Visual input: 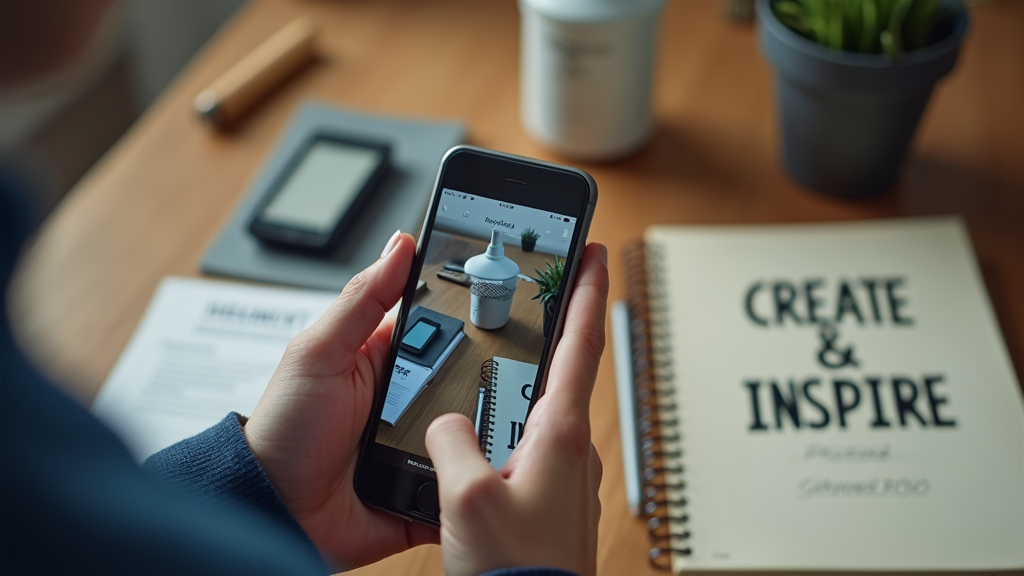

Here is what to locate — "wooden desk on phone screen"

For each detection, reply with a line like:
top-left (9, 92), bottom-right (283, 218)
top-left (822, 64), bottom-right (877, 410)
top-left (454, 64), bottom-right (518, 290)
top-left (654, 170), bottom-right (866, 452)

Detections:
top-left (9, 1), bottom-right (1024, 575)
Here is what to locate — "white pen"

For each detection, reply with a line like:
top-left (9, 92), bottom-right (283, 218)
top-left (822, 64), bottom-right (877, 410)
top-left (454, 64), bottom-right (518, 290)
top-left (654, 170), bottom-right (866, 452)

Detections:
top-left (612, 300), bottom-right (642, 516)
top-left (474, 386), bottom-right (485, 438)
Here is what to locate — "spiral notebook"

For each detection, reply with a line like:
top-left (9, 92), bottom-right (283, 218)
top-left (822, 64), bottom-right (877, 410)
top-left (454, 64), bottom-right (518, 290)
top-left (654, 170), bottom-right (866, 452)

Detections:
top-left (476, 357), bottom-right (538, 470)
top-left (619, 218), bottom-right (1024, 573)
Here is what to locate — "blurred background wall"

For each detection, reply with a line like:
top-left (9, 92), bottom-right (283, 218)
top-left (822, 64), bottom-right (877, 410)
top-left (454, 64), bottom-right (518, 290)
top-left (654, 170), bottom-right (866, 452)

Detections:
top-left (0, 0), bottom-right (246, 221)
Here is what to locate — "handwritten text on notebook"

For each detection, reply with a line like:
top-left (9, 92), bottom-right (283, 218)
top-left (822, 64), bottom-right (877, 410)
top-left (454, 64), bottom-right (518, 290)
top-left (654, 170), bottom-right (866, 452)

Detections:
top-left (741, 276), bottom-right (957, 433)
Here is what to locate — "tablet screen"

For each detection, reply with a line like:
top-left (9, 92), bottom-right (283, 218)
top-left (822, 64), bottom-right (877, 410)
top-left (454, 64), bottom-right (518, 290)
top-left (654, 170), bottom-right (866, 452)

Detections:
top-left (259, 139), bottom-right (384, 233)
top-left (402, 320), bottom-right (438, 351)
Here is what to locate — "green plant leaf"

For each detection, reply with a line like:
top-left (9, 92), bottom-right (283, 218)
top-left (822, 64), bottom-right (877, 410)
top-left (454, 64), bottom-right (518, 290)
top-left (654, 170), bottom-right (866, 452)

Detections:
top-left (886, 0), bottom-right (914, 56)
top-left (859, 0), bottom-right (877, 53)
top-left (829, 0), bottom-right (845, 50)
top-left (770, 0), bottom-right (958, 56)
top-left (529, 256), bottom-right (563, 305)
top-left (905, 0), bottom-right (940, 50)
top-left (774, 1), bottom-right (813, 34)
top-left (808, 0), bottom-right (831, 45)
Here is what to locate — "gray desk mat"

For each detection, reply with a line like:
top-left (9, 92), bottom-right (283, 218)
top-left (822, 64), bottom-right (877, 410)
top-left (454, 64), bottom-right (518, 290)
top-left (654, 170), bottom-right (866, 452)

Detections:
top-left (201, 101), bottom-right (464, 291)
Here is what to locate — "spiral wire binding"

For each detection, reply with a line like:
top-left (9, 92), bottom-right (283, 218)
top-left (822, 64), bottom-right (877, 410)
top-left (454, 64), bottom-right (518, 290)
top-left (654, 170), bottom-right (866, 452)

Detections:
top-left (477, 358), bottom-right (499, 461)
top-left (624, 242), bottom-right (692, 571)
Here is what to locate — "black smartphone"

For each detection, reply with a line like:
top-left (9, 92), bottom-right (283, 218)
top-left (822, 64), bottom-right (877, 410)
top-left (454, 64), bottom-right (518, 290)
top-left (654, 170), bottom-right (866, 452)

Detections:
top-left (355, 145), bottom-right (597, 526)
top-left (400, 317), bottom-right (441, 354)
top-left (249, 133), bottom-right (390, 253)
top-left (436, 267), bottom-right (471, 286)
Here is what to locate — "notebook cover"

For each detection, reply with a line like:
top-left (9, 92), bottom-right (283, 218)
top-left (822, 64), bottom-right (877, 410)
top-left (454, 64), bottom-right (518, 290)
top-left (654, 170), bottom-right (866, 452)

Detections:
top-left (640, 217), bottom-right (1024, 572)
top-left (486, 356), bottom-right (537, 470)
top-left (201, 100), bottom-right (465, 290)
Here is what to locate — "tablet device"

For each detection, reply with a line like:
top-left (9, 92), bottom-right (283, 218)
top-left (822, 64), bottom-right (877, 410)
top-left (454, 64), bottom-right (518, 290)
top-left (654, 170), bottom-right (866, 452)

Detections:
top-left (400, 317), bottom-right (441, 354)
top-left (249, 133), bottom-right (390, 253)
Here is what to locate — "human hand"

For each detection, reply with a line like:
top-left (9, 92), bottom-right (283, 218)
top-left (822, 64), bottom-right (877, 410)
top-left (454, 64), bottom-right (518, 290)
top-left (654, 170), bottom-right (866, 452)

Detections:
top-left (425, 242), bottom-right (609, 576)
top-left (242, 230), bottom-right (437, 570)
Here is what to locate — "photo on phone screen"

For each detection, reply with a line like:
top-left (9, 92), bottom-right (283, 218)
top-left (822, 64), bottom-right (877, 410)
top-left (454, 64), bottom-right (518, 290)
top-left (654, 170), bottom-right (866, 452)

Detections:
top-left (374, 189), bottom-right (580, 469)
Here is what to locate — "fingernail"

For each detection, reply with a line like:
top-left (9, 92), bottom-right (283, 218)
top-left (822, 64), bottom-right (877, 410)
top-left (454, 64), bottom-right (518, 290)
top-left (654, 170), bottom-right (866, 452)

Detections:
top-left (599, 244), bottom-right (608, 267)
top-left (381, 230), bottom-right (401, 258)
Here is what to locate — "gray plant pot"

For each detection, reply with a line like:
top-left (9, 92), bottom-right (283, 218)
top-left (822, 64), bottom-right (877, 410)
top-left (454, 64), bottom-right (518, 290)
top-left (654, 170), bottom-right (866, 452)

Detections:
top-left (756, 0), bottom-right (969, 197)
top-left (542, 298), bottom-right (556, 338)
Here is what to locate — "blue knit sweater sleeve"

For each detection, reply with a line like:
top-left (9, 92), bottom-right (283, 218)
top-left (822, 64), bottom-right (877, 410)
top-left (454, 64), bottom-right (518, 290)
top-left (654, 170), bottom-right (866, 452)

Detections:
top-left (142, 413), bottom-right (316, 554)
top-left (142, 414), bottom-right (579, 576)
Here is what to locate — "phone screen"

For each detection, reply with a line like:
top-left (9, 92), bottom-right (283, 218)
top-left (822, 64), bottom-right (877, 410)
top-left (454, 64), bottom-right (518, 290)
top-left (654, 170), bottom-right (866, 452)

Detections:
top-left (258, 139), bottom-right (384, 233)
top-left (372, 188), bottom-right (580, 472)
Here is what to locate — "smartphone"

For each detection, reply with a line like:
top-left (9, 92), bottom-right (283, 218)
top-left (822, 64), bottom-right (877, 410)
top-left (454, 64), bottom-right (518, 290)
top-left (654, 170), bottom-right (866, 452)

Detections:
top-left (436, 267), bottom-right (471, 286)
top-left (249, 133), bottom-right (390, 253)
top-left (400, 317), bottom-right (441, 354)
top-left (355, 145), bottom-right (597, 526)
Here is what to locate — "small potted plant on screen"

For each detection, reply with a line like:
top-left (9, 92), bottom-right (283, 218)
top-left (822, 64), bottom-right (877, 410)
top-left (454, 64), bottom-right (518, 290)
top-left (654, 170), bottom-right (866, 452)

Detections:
top-left (531, 256), bottom-right (563, 337)
top-left (520, 227), bottom-right (540, 252)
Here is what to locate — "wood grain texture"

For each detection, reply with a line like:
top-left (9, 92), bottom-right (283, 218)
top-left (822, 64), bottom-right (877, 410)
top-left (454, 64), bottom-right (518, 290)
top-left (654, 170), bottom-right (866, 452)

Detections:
top-left (7, 1), bottom-right (1023, 575)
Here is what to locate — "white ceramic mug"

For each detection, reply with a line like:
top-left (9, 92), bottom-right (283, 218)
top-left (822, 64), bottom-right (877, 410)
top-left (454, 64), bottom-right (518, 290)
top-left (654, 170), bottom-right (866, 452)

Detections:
top-left (519, 0), bottom-right (665, 161)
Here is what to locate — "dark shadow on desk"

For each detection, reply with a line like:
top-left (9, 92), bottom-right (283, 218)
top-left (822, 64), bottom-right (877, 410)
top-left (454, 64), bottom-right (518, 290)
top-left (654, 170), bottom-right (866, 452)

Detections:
top-left (902, 155), bottom-right (1024, 389)
top-left (604, 122), bottom-right (748, 193)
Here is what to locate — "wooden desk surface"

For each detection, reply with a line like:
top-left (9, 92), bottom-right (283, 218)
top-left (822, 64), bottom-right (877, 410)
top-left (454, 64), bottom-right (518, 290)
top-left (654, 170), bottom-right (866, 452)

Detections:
top-left (9, 1), bottom-right (1023, 575)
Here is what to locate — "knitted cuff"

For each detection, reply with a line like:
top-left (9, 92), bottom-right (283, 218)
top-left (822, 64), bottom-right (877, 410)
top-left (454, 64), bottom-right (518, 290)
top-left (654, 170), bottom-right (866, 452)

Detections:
top-left (143, 413), bottom-right (318, 559)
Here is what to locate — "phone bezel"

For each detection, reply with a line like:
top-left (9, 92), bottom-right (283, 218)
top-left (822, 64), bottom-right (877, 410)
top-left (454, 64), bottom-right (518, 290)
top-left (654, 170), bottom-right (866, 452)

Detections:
top-left (355, 146), bottom-right (598, 526)
top-left (248, 133), bottom-right (391, 253)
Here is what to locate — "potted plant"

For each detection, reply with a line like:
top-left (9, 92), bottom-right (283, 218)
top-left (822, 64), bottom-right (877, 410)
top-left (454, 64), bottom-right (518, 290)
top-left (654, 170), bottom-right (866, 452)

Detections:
top-left (757, 0), bottom-right (969, 197)
top-left (530, 256), bottom-right (563, 337)
top-left (520, 227), bottom-right (540, 252)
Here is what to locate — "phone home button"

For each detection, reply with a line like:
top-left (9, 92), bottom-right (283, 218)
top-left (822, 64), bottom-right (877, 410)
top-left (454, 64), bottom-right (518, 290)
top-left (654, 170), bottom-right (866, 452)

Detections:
top-left (416, 482), bottom-right (439, 515)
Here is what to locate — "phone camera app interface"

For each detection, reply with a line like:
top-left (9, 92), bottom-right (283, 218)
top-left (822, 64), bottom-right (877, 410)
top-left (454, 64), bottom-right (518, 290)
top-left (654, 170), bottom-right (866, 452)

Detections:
top-left (375, 189), bottom-right (578, 472)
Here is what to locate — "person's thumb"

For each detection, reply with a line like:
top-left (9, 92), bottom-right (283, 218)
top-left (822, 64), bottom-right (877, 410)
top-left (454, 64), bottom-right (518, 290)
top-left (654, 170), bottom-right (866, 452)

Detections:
top-left (426, 413), bottom-right (496, 501)
top-left (296, 230), bottom-right (415, 358)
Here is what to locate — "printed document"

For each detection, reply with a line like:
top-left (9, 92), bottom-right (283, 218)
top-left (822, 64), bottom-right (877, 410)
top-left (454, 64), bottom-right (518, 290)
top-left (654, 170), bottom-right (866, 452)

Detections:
top-left (92, 277), bottom-right (337, 461)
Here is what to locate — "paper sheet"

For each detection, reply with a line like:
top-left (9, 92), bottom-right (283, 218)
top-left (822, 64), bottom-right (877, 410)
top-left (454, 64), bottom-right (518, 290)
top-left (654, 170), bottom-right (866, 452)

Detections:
top-left (92, 277), bottom-right (338, 461)
top-left (381, 331), bottom-right (465, 425)
top-left (381, 357), bottom-right (435, 425)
